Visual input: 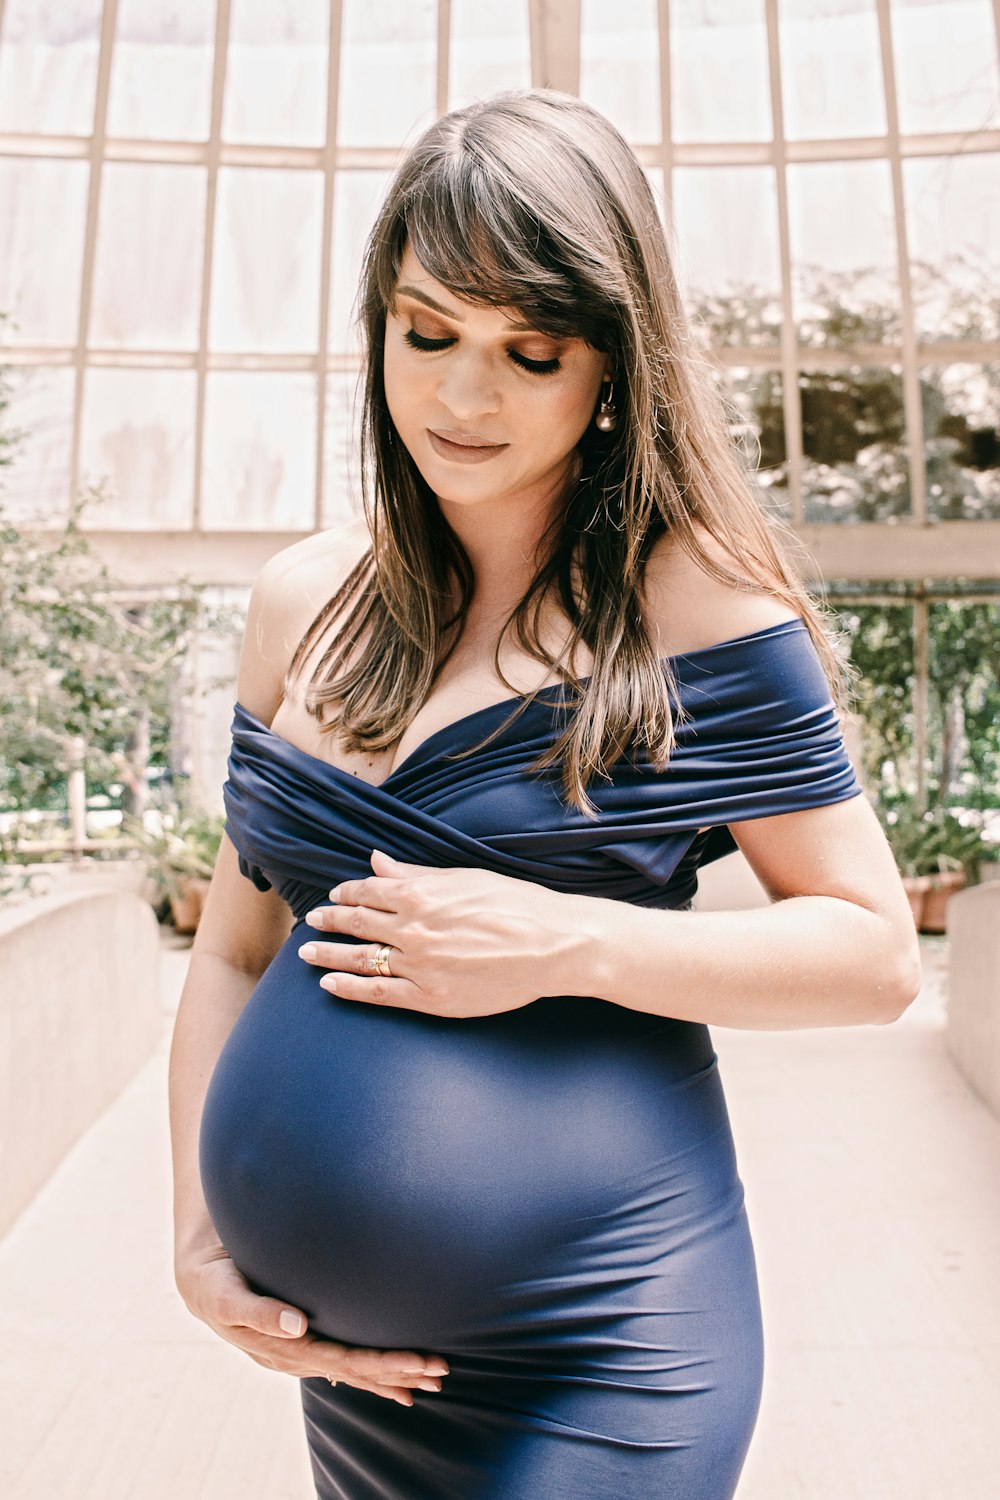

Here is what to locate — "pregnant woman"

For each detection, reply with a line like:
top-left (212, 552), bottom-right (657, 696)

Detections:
top-left (170, 90), bottom-right (920, 1499)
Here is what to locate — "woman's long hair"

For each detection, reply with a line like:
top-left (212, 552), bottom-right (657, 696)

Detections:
top-left (288, 88), bottom-right (853, 815)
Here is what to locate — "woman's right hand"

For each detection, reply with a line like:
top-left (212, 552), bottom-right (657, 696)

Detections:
top-left (176, 1245), bottom-right (449, 1405)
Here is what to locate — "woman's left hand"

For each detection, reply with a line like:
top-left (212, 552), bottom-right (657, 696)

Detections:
top-left (297, 850), bottom-right (588, 1018)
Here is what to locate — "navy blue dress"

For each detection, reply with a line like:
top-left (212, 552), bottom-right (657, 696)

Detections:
top-left (201, 618), bottom-right (863, 1499)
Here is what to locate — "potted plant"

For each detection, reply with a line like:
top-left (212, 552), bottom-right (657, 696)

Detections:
top-left (126, 806), bottom-right (226, 933)
top-left (880, 802), bottom-right (995, 933)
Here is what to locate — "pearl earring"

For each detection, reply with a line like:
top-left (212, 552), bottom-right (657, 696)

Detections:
top-left (594, 378), bottom-right (618, 432)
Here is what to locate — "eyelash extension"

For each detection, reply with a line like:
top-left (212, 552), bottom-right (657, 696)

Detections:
top-left (509, 350), bottom-right (561, 376)
top-left (403, 327), bottom-right (561, 376)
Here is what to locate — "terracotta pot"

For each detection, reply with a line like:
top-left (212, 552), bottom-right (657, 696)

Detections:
top-left (169, 875), bottom-right (211, 934)
top-left (919, 870), bottom-right (966, 934)
top-left (901, 875), bottom-right (930, 929)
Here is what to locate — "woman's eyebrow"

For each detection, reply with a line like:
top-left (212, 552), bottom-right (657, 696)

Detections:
top-left (394, 284), bottom-right (534, 332)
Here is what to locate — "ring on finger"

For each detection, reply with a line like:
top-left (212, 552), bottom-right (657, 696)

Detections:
top-left (372, 943), bottom-right (394, 978)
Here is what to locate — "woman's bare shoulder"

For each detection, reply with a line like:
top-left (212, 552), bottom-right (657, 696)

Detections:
top-left (644, 524), bottom-right (800, 658)
top-left (238, 521), bottom-right (370, 722)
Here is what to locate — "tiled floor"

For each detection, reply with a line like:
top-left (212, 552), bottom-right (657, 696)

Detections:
top-left (1, 936), bottom-right (997, 1498)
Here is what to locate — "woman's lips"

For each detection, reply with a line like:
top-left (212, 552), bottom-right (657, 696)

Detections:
top-left (427, 429), bottom-right (508, 464)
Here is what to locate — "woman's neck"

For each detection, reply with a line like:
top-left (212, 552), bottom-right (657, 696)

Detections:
top-left (436, 462), bottom-right (576, 610)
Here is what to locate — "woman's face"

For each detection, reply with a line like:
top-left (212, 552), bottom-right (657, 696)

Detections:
top-left (383, 241), bottom-right (610, 517)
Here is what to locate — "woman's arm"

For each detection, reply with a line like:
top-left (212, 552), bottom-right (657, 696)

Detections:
top-left (569, 791), bottom-right (922, 1028)
top-left (168, 835), bottom-right (292, 1277)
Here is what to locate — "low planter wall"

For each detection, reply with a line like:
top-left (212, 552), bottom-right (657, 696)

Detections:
top-left (947, 882), bottom-right (1000, 1120)
top-left (0, 888), bottom-right (162, 1237)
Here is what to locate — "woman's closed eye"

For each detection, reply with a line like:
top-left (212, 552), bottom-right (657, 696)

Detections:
top-left (402, 327), bottom-right (562, 376)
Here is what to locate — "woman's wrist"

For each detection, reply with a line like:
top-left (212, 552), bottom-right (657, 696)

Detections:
top-left (173, 1210), bottom-right (227, 1274)
top-left (549, 890), bottom-right (629, 1000)
top-left (556, 892), bottom-right (671, 1006)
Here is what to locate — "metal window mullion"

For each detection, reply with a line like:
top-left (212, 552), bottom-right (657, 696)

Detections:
top-left (67, 0), bottom-right (119, 518)
top-left (437, 0), bottom-right (452, 116)
top-left (875, 0), bottom-right (927, 527)
top-left (4, 128), bottom-right (1000, 174)
top-left (656, 0), bottom-right (673, 207)
top-left (191, 0), bottom-right (232, 532)
top-left (528, 0), bottom-right (580, 95)
top-left (17, 335), bottom-right (1000, 375)
top-left (913, 594), bottom-right (929, 809)
top-left (315, 0), bottom-right (345, 532)
top-left (823, 593), bottom-right (1000, 607)
top-left (185, 0), bottom-right (232, 798)
top-left (763, 0), bottom-right (803, 525)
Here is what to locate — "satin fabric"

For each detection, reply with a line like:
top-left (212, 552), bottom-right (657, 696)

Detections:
top-left (200, 618), bottom-right (862, 1499)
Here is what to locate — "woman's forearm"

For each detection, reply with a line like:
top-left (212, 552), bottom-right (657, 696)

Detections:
top-left (168, 951), bottom-right (259, 1264)
top-left (561, 893), bottom-right (918, 1029)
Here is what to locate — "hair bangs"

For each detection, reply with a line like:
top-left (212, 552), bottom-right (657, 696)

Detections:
top-left (391, 151), bottom-right (619, 353)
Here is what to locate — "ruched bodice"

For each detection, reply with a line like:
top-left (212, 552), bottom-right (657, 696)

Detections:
top-left (223, 617), bottom-right (861, 921)
top-left (202, 616), bottom-right (863, 1500)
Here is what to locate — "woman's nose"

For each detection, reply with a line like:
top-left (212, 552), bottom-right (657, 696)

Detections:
top-left (436, 353), bottom-right (501, 421)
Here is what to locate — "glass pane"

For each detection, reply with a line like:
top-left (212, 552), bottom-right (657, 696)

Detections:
top-left (201, 371), bottom-right (316, 529)
top-left (338, 0), bottom-right (437, 147)
top-left (0, 0), bottom-right (102, 135)
top-left (580, 0), bottom-right (661, 142)
top-left (107, 0), bottom-right (216, 142)
top-left (0, 364), bottom-right (75, 523)
top-left (926, 600), bottom-right (1000, 812)
top-left (0, 158), bottom-right (90, 346)
top-left (79, 368), bottom-right (197, 529)
top-left (831, 601), bottom-right (915, 802)
top-left (210, 167), bottom-right (324, 353)
top-left (321, 369), bottom-right (363, 530)
top-left (449, 0), bottom-right (531, 110)
top-left (779, 0), bottom-right (886, 139)
top-left (329, 170), bottom-right (391, 354)
top-left (670, 0), bottom-right (772, 143)
top-left (891, 0), bottom-right (1000, 135)
top-left (645, 168), bottom-right (667, 231)
top-left (787, 160), bottom-right (900, 341)
top-left (222, 0), bottom-right (330, 147)
top-left (904, 154), bottom-right (1000, 345)
top-left (922, 363), bottom-right (1000, 521)
top-left (672, 167), bottom-right (782, 347)
top-left (91, 164), bottom-right (206, 350)
top-left (726, 367), bottom-right (788, 512)
top-left (799, 364), bottom-right (910, 522)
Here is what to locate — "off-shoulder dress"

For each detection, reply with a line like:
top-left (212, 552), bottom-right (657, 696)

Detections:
top-left (200, 617), bottom-right (863, 1500)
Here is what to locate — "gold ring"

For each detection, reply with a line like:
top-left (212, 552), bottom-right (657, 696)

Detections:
top-left (373, 943), bottom-right (394, 978)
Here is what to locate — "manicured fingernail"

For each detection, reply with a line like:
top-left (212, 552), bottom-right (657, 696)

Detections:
top-left (298, 943), bottom-right (317, 961)
top-left (279, 1310), bottom-right (305, 1335)
top-left (305, 910), bottom-right (324, 925)
top-left (320, 977), bottom-right (337, 994)
top-left (328, 886), bottom-right (341, 901)
top-left (424, 1362), bottom-right (449, 1376)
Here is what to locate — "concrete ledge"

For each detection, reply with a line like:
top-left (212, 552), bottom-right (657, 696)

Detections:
top-left (0, 888), bottom-right (162, 1237)
top-left (946, 882), bottom-right (1000, 1118)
